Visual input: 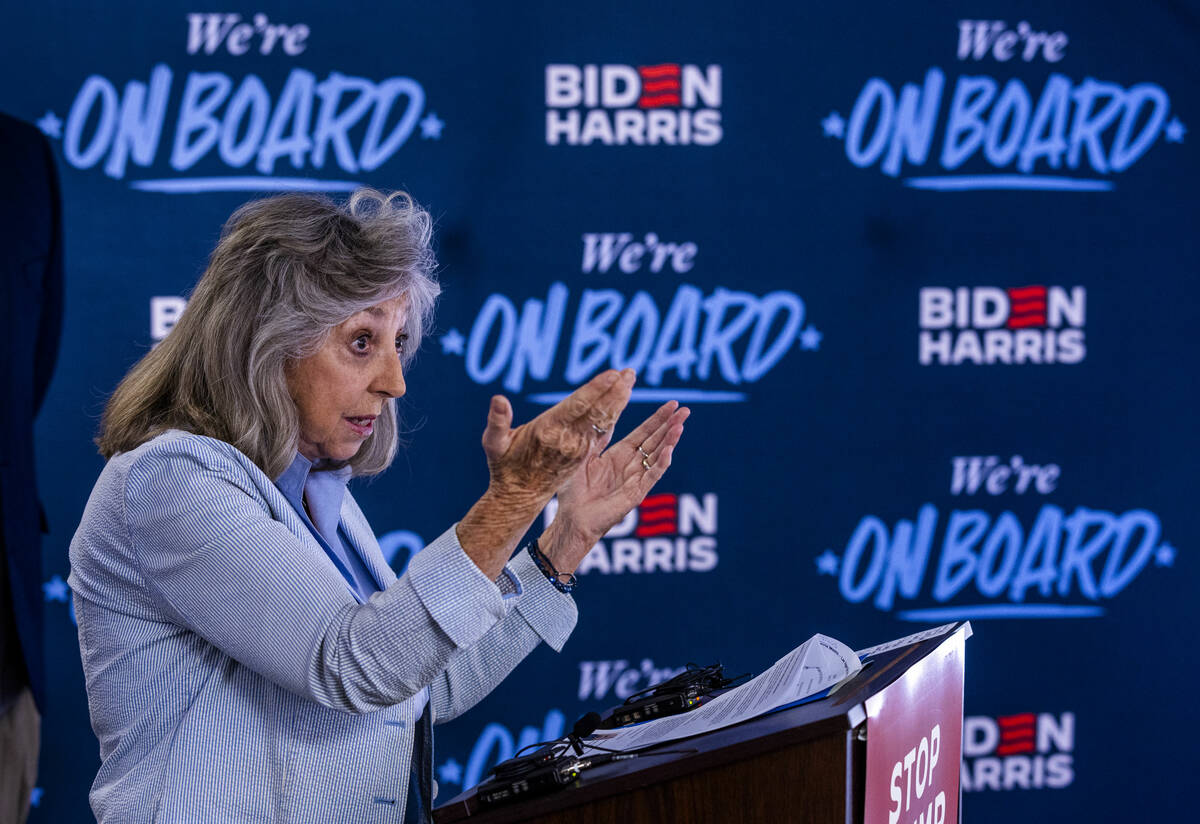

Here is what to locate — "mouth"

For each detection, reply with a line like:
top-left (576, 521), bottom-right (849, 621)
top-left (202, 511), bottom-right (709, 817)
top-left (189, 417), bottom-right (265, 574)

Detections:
top-left (344, 415), bottom-right (376, 437)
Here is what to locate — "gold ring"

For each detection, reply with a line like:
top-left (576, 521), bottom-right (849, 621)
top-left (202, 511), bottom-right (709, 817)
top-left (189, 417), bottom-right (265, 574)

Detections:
top-left (637, 445), bottom-right (650, 458)
top-left (591, 424), bottom-right (607, 435)
top-left (641, 457), bottom-right (652, 471)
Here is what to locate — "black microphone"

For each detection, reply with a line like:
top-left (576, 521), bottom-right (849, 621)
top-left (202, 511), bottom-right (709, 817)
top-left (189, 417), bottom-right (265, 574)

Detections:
top-left (568, 711), bottom-right (603, 755)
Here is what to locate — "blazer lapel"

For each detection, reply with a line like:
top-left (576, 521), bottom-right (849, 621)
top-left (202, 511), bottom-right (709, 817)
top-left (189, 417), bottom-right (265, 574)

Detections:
top-left (199, 436), bottom-right (366, 602)
top-left (261, 480), bottom-right (366, 602)
top-left (340, 493), bottom-right (398, 590)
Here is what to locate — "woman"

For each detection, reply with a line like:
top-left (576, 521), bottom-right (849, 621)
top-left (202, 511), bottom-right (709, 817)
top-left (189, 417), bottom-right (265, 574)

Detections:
top-left (68, 189), bottom-right (688, 823)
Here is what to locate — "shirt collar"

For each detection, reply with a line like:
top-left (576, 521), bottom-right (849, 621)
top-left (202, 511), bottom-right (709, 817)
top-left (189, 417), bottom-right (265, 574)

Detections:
top-left (275, 452), bottom-right (353, 505)
top-left (275, 452), bottom-right (313, 503)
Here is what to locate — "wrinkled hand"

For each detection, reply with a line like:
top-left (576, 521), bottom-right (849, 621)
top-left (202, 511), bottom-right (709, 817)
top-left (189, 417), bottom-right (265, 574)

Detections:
top-left (480, 368), bottom-right (636, 508)
top-left (456, 369), bottom-right (637, 578)
top-left (543, 399), bottom-right (690, 574)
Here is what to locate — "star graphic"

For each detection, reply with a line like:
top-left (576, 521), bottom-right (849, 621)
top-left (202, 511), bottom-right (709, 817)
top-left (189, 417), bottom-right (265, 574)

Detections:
top-left (799, 325), bottom-right (823, 351)
top-left (30, 788), bottom-right (43, 807)
top-left (815, 550), bottom-right (839, 576)
top-left (36, 111), bottom-right (62, 139)
top-left (420, 112), bottom-right (445, 140)
top-left (1155, 543), bottom-right (1176, 567)
top-left (440, 328), bottom-right (465, 355)
top-left (821, 112), bottom-right (845, 139)
top-left (42, 574), bottom-right (69, 603)
top-left (1164, 117), bottom-right (1186, 144)
top-left (438, 757), bottom-right (463, 785)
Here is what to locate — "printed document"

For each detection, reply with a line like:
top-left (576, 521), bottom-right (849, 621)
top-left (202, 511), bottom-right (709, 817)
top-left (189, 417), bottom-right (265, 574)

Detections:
top-left (584, 634), bottom-right (861, 754)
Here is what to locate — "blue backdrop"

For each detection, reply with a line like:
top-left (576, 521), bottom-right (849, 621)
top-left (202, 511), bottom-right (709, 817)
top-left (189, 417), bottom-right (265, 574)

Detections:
top-left (2, 1), bottom-right (1195, 820)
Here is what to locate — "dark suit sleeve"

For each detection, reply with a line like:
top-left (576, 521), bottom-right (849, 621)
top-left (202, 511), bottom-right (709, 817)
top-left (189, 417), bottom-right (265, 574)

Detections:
top-left (0, 112), bottom-right (63, 710)
top-left (32, 128), bottom-right (63, 414)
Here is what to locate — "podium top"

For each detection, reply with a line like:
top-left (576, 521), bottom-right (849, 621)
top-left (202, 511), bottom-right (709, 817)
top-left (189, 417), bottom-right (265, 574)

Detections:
top-left (434, 621), bottom-right (971, 823)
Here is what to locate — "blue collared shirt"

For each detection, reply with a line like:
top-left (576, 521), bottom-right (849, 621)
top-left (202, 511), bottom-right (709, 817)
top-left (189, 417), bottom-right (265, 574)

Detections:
top-left (274, 453), bottom-right (381, 602)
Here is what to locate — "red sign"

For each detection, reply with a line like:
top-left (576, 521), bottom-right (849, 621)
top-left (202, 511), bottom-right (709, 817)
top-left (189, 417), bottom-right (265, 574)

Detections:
top-left (864, 630), bottom-right (966, 824)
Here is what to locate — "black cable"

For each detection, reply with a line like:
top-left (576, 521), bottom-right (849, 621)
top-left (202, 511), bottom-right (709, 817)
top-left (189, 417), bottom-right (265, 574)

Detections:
top-left (503, 709), bottom-right (702, 778)
top-left (621, 662), bottom-right (749, 705)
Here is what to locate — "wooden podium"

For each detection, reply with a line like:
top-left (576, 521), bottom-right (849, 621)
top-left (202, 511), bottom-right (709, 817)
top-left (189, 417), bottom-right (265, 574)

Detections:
top-left (435, 622), bottom-right (970, 824)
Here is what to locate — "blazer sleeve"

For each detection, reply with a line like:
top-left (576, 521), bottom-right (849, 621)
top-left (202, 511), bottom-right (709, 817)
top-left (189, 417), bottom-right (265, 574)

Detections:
top-left (33, 127), bottom-right (64, 413)
top-left (429, 549), bottom-right (578, 725)
top-left (122, 435), bottom-right (514, 714)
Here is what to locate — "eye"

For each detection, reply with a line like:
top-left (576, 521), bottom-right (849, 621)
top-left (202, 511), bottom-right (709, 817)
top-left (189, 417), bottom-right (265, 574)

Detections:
top-left (396, 333), bottom-right (409, 355)
top-left (352, 333), bottom-right (370, 353)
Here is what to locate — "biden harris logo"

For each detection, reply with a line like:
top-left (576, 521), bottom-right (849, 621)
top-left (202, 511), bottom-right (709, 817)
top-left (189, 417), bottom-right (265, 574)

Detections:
top-left (962, 711), bottom-right (1075, 792)
top-left (545, 63), bottom-right (722, 146)
top-left (818, 20), bottom-right (1186, 191)
top-left (813, 455), bottom-right (1177, 622)
top-left (543, 492), bottom-right (719, 575)
top-left (918, 285), bottom-right (1085, 366)
top-left (35, 13), bottom-right (445, 194)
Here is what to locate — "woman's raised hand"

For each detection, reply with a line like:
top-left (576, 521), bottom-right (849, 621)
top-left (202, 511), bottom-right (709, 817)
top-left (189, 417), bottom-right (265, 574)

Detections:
top-left (540, 399), bottom-right (689, 575)
top-left (456, 369), bottom-right (638, 578)
top-left (481, 368), bottom-right (637, 505)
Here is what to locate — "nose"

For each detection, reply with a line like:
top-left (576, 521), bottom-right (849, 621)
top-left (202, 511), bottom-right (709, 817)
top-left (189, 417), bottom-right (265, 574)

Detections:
top-left (372, 353), bottom-right (406, 399)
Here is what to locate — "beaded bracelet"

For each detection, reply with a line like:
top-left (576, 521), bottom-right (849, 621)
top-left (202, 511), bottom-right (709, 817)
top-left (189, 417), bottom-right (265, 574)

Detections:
top-left (528, 539), bottom-right (578, 594)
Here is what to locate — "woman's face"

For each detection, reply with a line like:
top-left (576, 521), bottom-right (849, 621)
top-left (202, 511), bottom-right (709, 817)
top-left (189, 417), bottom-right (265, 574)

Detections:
top-left (286, 295), bottom-right (409, 463)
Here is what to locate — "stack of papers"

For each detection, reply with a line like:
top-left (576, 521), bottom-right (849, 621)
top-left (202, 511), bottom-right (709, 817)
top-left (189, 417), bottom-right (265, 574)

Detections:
top-left (584, 634), bottom-right (861, 754)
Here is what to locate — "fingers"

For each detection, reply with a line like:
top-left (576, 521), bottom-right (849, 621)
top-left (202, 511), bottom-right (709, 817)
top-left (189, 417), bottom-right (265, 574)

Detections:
top-left (642, 442), bottom-right (676, 487)
top-left (593, 423), bottom-right (616, 453)
top-left (481, 395), bottom-right (514, 459)
top-left (618, 400), bottom-right (680, 452)
top-left (557, 368), bottom-right (634, 430)
top-left (636, 405), bottom-right (691, 458)
top-left (633, 406), bottom-right (686, 494)
top-left (590, 368), bottom-right (635, 432)
top-left (640, 414), bottom-right (684, 484)
top-left (624, 436), bottom-right (678, 504)
top-left (558, 369), bottom-right (622, 423)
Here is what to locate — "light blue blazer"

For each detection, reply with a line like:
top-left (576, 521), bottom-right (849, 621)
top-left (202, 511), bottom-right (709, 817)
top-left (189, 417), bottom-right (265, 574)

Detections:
top-left (68, 430), bottom-right (577, 823)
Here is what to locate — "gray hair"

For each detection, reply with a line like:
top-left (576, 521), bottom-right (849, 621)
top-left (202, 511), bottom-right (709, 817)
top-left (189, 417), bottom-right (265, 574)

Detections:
top-left (98, 188), bottom-right (440, 479)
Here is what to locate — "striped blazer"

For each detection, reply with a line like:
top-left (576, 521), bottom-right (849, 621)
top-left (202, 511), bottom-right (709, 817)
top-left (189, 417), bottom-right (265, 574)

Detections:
top-left (68, 430), bottom-right (577, 823)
